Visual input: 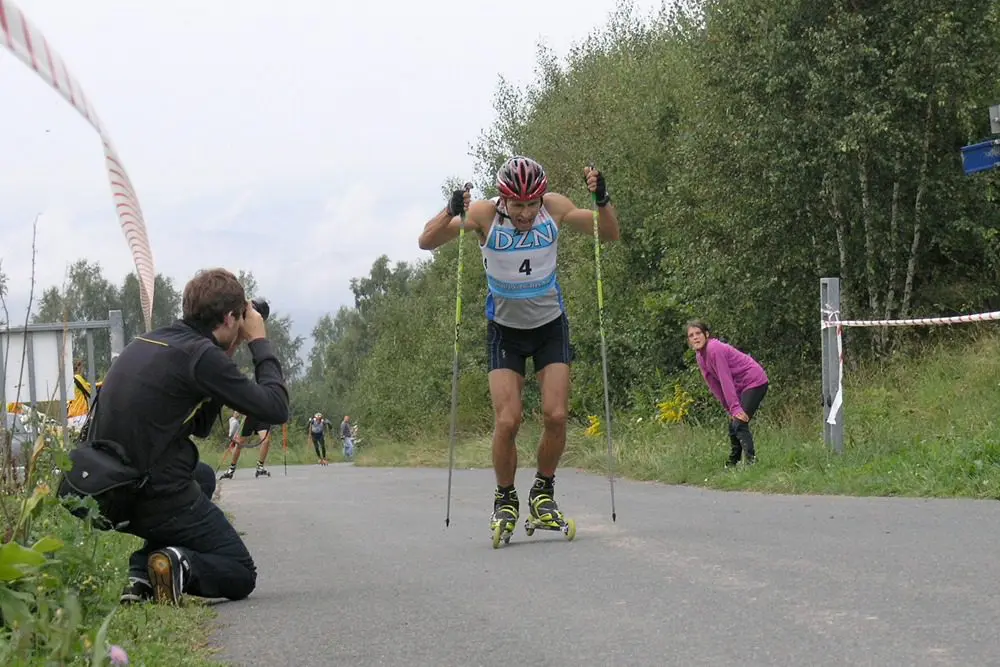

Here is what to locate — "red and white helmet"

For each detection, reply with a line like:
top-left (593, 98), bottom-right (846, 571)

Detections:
top-left (496, 156), bottom-right (548, 201)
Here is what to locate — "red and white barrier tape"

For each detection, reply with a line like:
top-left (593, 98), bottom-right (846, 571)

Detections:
top-left (821, 307), bottom-right (1000, 425)
top-left (0, 0), bottom-right (155, 331)
top-left (822, 310), bottom-right (1000, 329)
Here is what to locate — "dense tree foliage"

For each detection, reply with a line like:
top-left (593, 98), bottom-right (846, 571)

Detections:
top-left (303, 0), bottom-right (1000, 436)
top-left (7, 0), bottom-right (1000, 440)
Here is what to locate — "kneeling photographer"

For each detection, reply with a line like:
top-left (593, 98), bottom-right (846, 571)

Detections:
top-left (62, 268), bottom-right (289, 605)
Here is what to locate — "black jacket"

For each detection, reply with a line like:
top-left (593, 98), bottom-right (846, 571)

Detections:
top-left (88, 319), bottom-right (289, 503)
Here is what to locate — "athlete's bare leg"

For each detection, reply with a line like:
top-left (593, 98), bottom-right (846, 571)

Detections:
top-left (229, 436), bottom-right (245, 465)
top-left (256, 430), bottom-right (271, 464)
top-left (536, 362), bottom-right (570, 477)
top-left (489, 368), bottom-right (524, 487)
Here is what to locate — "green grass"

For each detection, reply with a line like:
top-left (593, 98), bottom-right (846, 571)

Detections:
top-left (0, 487), bottom-right (227, 666)
top-left (354, 332), bottom-right (1000, 499)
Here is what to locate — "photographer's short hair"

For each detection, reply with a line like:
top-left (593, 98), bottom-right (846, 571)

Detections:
top-left (183, 268), bottom-right (246, 330)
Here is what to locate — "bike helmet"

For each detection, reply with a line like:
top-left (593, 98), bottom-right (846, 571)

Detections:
top-left (496, 156), bottom-right (548, 201)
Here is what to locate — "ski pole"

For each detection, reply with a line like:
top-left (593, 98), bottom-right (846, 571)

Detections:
top-left (446, 181), bottom-right (474, 528)
top-left (590, 163), bottom-right (617, 522)
top-left (282, 422), bottom-right (288, 476)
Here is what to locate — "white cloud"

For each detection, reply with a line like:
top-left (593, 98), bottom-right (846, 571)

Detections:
top-left (0, 0), bottom-right (666, 358)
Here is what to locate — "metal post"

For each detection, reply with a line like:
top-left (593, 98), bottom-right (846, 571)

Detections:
top-left (990, 104), bottom-right (1000, 135)
top-left (820, 278), bottom-right (844, 453)
top-left (108, 310), bottom-right (124, 362)
top-left (86, 329), bottom-right (96, 385)
top-left (0, 332), bottom-right (6, 412)
top-left (26, 334), bottom-right (37, 407)
top-left (57, 330), bottom-right (68, 449)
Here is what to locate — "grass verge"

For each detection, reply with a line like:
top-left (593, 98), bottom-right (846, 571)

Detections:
top-left (1, 460), bottom-right (226, 665)
top-left (354, 333), bottom-right (1000, 499)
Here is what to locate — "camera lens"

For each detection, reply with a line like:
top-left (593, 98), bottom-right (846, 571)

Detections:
top-left (251, 298), bottom-right (270, 321)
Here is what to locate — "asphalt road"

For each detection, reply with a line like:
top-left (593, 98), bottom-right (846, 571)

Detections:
top-left (207, 464), bottom-right (1000, 667)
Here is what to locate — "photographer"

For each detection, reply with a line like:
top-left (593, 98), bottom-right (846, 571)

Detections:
top-left (87, 268), bottom-right (289, 605)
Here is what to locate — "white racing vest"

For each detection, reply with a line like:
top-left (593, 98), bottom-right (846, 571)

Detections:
top-left (479, 197), bottom-right (565, 329)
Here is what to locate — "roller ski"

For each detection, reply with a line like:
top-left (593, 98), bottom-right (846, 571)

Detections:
top-left (524, 475), bottom-right (576, 542)
top-left (490, 487), bottom-right (519, 549)
top-left (218, 464), bottom-right (236, 481)
top-left (255, 465), bottom-right (271, 478)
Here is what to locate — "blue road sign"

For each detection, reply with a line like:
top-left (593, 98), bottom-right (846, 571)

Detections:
top-left (961, 139), bottom-right (1000, 175)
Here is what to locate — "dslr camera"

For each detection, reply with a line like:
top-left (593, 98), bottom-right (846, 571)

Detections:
top-left (250, 298), bottom-right (270, 322)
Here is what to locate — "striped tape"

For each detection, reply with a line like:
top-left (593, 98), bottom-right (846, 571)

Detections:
top-left (820, 307), bottom-right (1000, 426)
top-left (0, 0), bottom-right (155, 331)
top-left (822, 310), bottom-right (1000, 329)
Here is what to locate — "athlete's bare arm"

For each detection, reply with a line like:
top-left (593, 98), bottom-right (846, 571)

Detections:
top-left (418, 196), bottom-right (495, 250)
top-left (544, 167), bottom-right (620, 242)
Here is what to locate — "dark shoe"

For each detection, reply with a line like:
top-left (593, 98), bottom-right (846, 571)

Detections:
top-left (147, 547), bottom-right (189, 605)
top-left (120, 577), bottom-right (153, 605)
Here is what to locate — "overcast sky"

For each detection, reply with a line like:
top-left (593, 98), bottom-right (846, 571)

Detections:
top-left (0, 0), bottom-right (663, 362)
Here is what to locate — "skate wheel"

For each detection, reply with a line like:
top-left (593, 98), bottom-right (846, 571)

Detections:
top-left (524, 521), bottom-right (535, 537)
top-left (492, 524), bottom-right (503, 549)
top-left (563, 518), bottom-right (576, 541)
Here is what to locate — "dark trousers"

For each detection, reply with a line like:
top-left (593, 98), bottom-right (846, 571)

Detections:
top-left (311, 432), bottom-right (326, 459)
top-left (125, 461), bottom-right (256, 600)
top-left (728, 383), bottom-right (769, 465)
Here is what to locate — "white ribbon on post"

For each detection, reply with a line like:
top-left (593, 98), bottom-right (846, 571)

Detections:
top-left (821, 307), bottom-right (843, 426)
top-left (827, 323), bottom-right (843, 426)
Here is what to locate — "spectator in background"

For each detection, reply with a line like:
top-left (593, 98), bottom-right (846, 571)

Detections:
top-left (686, 319), bottom-right (769, 467)
top-left (340, 415), bottom-right (354, 460)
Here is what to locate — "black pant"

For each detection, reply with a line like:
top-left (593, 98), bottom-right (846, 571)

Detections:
top-left (728, 383), bottom-right (769, 464)
top-left (311, 431), bottom-right (326, 458)
top-left (125, 461), bottom-right (256, 600)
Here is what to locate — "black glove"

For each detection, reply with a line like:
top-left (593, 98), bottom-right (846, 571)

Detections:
top-left (592, 171), bottom-right (610, 207)
top-left (447, 189), bottom-right (466, 217)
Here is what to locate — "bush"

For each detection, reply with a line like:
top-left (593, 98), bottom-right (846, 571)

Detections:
top-left (0, 437), bottom-right (221, 666)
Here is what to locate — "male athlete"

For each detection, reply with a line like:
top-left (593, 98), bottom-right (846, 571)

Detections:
top-left (219, 415), bottom-right (273, 479)
top-left (417, 155), bottom-right (620, 538)
top-left (307, 412), bottom-right (331, 464)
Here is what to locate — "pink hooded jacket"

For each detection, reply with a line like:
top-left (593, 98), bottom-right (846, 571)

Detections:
top-left (696, 338), bottom-right (768, 417)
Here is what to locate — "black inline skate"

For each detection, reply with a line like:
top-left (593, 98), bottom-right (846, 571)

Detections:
top-left (524, 474), bottom-right (576, 542)
top-left (490, 486), bottom-right (519, 549)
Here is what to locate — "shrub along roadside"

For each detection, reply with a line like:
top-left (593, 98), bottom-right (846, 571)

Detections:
top-left (353, 333), bottom-right (1000, 500)
top-left (0, 444), bottom-right (225, 666)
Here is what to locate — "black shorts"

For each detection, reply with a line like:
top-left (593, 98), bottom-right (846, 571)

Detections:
top-left (310, 430), bottom-right (325, 444)
top-left (240, 417), bottom-right (271, 438)
top-left (487, 313), bottom-right (572, 376)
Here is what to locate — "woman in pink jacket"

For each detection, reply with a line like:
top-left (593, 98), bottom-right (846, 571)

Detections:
top-left (686, 320), bottom-right (769, 466)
